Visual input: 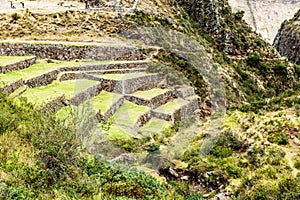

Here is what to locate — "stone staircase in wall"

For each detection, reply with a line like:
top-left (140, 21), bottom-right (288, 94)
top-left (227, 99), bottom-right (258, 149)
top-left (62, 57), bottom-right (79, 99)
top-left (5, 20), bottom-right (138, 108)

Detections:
top-left (0, 42), bottom-right (200, 138)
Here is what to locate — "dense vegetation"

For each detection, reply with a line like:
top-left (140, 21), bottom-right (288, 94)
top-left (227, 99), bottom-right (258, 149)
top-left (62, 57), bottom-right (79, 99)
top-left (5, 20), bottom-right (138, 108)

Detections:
top-left (0, 93), bottom-right (168, 199)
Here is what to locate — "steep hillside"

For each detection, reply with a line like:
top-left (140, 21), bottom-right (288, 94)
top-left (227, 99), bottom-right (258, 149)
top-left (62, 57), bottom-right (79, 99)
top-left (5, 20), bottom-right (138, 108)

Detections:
top-left (274, 9), bottom-right (300, 65)
top-left (0, 0), bottom-right (299, 199)
top-left (176, 0), bottom-right (277, 57)
top-left (0, 92), bottom-right (175, 199)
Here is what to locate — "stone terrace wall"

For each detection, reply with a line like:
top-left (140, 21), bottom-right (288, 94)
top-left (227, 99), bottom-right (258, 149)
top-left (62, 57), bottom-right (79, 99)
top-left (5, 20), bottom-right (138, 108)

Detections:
top-left (0, 56), bottom-right (36, 73)
top-left (0, 43), bottom-right (149, 61)
top-left (125, 90), bottom-right (175, 109)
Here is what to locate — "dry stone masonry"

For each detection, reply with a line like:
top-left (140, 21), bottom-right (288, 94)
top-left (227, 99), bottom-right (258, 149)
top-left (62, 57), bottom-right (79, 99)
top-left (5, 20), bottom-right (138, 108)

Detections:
top-left (0, 41), bottom-right (153, 61)
top-left (0, 56), bottom-right (36, 73)
top-left (0, 42), bottom-right (201, 137)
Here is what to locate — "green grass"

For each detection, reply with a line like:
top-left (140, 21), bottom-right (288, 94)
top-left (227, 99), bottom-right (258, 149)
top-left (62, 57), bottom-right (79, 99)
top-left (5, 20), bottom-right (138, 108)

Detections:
top-left (19, 79), bottom-right (98, 106)
top-left (0, 60), bottom-right (78, 87)
top-left (154, 98), bottom-right (188, 114)
top-left (0, 60), bottom-right (117, 87)
top-left (0, 92), bottom-right (169, 199)
top-left (112, 100), bottom-right (150, 128)
top-left (0, 56), bottom-right (35, 67)
top-left (96, 72), bottom-right (154, 80)
top-left (55, 105), bottom-right (75, 122)
top-left (139, 118), bottom-right (172, 136)
top-left (8, 85), bottom-right (27, 98)
top-left (107, 124), bottom-right (134, 142)
top-left (131, 88), bottom-right (170, 100)
top-left (87, 91), bottom-right (123, 115)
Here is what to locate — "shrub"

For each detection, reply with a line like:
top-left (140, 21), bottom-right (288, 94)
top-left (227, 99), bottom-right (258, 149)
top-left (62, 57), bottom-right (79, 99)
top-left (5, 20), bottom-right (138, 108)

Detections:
top-left (0, 93), bottom-right (167, 199)
top-left (294, 64), bottom-right (300, 79)
top-left (267, 131), bottom-right (289, 145)
top-left (294, 157), bottom-right (300, 169)
top-left (234, 10), bottom-right (245, 20)
top-left (246, 52), bottom-right (260, 67)
top-left (11, 13), bottom-right (21, 21)
top-left (274, 62), bottom-right (288, 76)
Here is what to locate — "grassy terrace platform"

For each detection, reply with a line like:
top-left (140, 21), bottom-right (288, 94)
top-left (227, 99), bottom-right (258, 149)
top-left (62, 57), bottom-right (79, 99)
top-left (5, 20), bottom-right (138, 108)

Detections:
top-left (107, 124), bottom-right (137, 141)
top-left (0, 56), bottom-right (35, 67)
top-left (0, 60), bottom-right (108, 87)
top-left (55, 105), bottom-right (76, 123)
top-left (95, 72), bottom-right (155, 80)
top-left (138, 118), bottom-right (171, 137)
top-left (19, 79), bottom-right (98, 106)
top-left (131, 88), bottom-right (170, 100)
top-left (112, 101), bottom-right (150, 128)
top-left (154, 98), bottom-right (189, 114)
top-left (85, 68), bottom-right (147, 75)
top-left (83, 91), bottom-right (123, 115)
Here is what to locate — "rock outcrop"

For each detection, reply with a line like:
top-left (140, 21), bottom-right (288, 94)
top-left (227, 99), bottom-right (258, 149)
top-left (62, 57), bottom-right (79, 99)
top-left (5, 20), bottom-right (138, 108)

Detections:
top-left (274, 9), bottom-right (300, 65)
top-left (177, 0), bottom-right (275, 57)
top-left (228, 0), bottom-right (300, 43)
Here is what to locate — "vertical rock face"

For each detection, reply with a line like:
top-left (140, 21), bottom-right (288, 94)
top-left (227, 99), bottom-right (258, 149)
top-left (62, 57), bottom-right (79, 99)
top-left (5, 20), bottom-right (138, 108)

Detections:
top-left (274, 10), bottom-right (300, 65)
top-left (228, 0), bottom-right (300, 43)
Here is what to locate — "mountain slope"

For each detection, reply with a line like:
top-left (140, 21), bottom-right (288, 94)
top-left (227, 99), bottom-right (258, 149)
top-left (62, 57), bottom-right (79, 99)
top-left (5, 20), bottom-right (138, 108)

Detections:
top-left (0, 0), bottom-right (299, 199)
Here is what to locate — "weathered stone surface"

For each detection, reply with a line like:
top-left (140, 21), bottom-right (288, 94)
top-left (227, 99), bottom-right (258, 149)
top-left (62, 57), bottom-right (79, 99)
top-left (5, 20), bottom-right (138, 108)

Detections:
top-left (41, 83), bottom-right (102, 113)
top-left (41, 95), bottom-right (66, 114)
top-left (71, 83), bottom-right (102, 106)
top-left (90, 73), bottom-right (164, 94)
top-left (151, 96), bottom-right (199, 124)
top-left (134, 111), bottom-right (152, 131)
top-left (174, 86), bottom-right (195, 99)
top-left (125, 90), bottom-right (175, 109)
top-left (0, 56), bottom-right (36, 74)
top-left (116, 74), bottom-right (161, 94)
top-left (229, 0), bottom-right (300, 43)
top-left (67, 61), bottom-right (149, 71)
top-left (59, 72), bottom-right (96, 81)
top-left (26, 70), bottom-right (60, 88)
top-left (178, 96), bottom-right (199, 121)
top-left (110, 153), bottom-right (137, 164)
top-left (100, 78), bottom-right (119, 92)
top-left (0, 79), bottom-right (24, 94)
top-left (0, 42), bottom-right (148, 61)
top-left (86, 68), bottom-right (146, 75)
top-left (274, 9), bottom-right (300, 64)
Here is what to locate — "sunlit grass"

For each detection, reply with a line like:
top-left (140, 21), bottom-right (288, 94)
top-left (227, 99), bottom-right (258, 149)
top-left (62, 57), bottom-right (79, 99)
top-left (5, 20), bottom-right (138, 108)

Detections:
top-left (0, 56), bottom-right (34, 67)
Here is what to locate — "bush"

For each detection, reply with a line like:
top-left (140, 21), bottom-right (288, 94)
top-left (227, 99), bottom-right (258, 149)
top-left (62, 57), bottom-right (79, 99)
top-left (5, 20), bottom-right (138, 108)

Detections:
top-left (267, 131), bottom-right (289, 145)
top-left (246, 52), bottom-right (260, 67)
top-left (0, 93), bottom-right (167, 199)
top-left (274, 62), bottom-right (288, 76)
top-left (294, 64), bottom-right (300, 79)
top-left (294, 157), bottom-right (300, 169)
top-left (11, 13), bottom-right (21, 21)
top-left (234, 10), bottom-right (245, 20)
top-left (210, 131), bottom-right (244, 158)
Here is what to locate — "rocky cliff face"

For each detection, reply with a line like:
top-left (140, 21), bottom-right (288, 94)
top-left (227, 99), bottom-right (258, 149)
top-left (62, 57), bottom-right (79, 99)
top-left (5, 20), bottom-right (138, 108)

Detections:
top-left (274, 10), bottom-right (300, 65)
top-left (177, 0), bottom-right (276, 57)
top-left (228, 0), bottom-right (300, 43)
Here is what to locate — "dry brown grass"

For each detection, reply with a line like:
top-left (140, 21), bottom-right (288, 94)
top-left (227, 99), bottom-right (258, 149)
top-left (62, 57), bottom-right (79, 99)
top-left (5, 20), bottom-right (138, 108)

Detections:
top-left (0, 10), bottom-right (132, 41)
